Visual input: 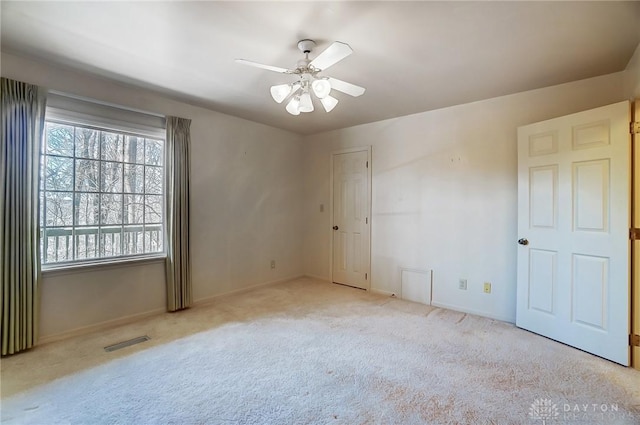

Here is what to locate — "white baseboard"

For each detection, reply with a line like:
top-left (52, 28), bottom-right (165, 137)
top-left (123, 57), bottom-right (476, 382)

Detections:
top-left (39, 307), bottom-right (166, 345)
top-left (430, 300), bottom-right (514, 323)
top-left (302, 274), bottom-right (330, 282)
top-left (304, 276), bottom-right (395, 297)
top-left (193, 274), bottom-right (305, 307)
top-left (39, 275), bottom-right (307, 345)
top-left (305, 277), bottom-right (398, 298)
top-left (370, 288), bottom-right (398, 297)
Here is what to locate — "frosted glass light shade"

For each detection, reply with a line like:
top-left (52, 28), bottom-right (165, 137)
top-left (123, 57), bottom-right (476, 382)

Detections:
top-left (320, 95), bottom-right (339, 112)
top-left (270, 84), bottom-right (292, 103)
top-left (299, 92), bottom-right (314, 113)
top-left (285, 96), bottom-right (300, 115)
top-left (311, 79), bottom-right (331, 99)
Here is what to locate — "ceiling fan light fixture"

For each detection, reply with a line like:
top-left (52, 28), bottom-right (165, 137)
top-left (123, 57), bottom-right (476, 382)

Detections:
top-left (320, 95), bottom-right (339, 113)
top-left (270, 83), bottom-right (293, 103)
top-left (285, 96), bottom-right (301, 115)
top-left (238, 39), bottom-right (365, 116)
top-left (311, 78), bottom-right (331, 99)
top-left (299, 91), bottom-right (314, 113)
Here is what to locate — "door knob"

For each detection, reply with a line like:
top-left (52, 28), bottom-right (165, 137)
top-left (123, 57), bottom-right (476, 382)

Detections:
top-left (518, 238), bottom-right (529, 246)
top-left (333, 225), bottom-right (339, 230)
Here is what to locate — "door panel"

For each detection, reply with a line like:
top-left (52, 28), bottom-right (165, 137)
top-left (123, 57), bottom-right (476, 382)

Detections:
top-left (517, 101), bottom-right (630, 365)
top-left (332, 150), bottom-right (370, 289)
top-left (573, 159), bottom-right (609, 232)
top-left (529, 165), bottom-right (557, 228)
top-left (528, 249), bottom-right (556, 314)
top-left (572, 254), bottom-right (608, 330)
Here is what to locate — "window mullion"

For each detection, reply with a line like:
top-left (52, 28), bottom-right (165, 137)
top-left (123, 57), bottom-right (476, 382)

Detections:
top-left (120, 132), bottom-right (125, 257)
top-left (98, 130), bottom-right (103, 259)
top-left (71, 126), bottom-right (77, 261)
top-left (143, 138), bottom-right (147, 254)
top-left (42, 151), bottom-right (48, 264)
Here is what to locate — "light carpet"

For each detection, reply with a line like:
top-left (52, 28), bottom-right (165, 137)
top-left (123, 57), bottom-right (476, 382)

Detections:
top-left (1, 277), bottom-right (639, 424)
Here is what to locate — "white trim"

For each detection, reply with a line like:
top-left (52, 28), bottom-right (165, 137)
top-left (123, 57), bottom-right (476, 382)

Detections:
top-left (292, 274), bottom-right (511, 322)
top-left (38, 307), bottom-right (166, 346)
top-left (331, 146), bottom-right (373, 156)
top-left (303, 273), bottom-right (331, 282)
top-left (39, 275), bottom-right (305, 345)
top-left (370, 287), bottom-right (398, 297)
top-left (42, 255), bottom-right (166, 276)
top-left (430, 300), bottom-right (514, 323)
top-left (193, 275), bottom-right (305, 307)
top-left (329, 146), bottom-right (372, 290)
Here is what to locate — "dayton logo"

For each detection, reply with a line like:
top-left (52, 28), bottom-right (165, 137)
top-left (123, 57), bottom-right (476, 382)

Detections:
top-left (529, 398), bottom-right (559, 424)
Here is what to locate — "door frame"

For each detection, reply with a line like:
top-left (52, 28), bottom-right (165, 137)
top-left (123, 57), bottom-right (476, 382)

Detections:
top-left (632, 99), bottom-right (639, 370)
top-left (329, 146), bottom-right (372, 290)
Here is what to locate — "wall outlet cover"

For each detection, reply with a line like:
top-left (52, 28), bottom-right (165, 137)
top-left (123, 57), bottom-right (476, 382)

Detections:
top-left (459, 279), bottom-right (467, 290)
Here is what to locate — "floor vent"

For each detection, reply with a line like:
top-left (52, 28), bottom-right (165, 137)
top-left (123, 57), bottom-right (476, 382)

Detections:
top-left (104, 335), bottom-right (150, 352)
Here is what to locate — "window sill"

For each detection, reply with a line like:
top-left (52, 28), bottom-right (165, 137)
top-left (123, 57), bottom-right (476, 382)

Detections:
top-left (41, 254), bottom-right (166, 277)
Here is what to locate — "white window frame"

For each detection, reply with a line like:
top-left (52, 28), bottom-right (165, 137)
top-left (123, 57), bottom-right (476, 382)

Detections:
top-left (40, 93), bottom-right (167, 270)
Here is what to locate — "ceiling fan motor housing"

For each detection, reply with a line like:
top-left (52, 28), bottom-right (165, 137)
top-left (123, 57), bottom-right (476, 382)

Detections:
top-left (297, 39), bottom-right (316, 54)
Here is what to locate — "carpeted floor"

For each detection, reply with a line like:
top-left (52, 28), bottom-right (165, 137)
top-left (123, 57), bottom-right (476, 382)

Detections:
top-left (1, 277), bottom-right (639, 424)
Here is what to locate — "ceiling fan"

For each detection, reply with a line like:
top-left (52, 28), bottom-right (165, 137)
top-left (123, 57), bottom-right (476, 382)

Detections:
top-left (236, 39), bottom-right (365, 115)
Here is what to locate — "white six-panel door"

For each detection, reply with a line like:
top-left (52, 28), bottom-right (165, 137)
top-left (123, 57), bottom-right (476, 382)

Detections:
top-left (332, 150), bottom-right (370, 290)
top-left (516, 101), bottom-right (630, 365)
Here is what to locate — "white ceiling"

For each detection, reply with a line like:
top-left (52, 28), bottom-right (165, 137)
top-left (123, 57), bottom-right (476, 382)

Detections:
top-left (2, 1), bottom-right (639, 135)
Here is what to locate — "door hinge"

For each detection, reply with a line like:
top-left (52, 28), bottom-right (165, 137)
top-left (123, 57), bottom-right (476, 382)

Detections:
top-left (631, 334), bottom-right (640, 347)
top-left (365, 273), bottom-right (368, 280)
top-left (366, 160), bottom-right (369, 168)
top-left (630, 228), bottom-right (640, 241)
top-left (366, 217), bottom-right (368, 224)
top-left (631, 121), bottom-right (640, 135)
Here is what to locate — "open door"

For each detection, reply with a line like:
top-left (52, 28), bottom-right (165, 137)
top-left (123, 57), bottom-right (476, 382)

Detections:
top-left (516, 101), bottom-right (631, 365)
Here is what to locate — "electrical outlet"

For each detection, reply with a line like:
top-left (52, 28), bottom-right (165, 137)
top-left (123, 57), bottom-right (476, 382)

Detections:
top-left (270, 260), bottom-right (276, 269)
top-left (483, 282), bottom-right (492, 293)
top-left (459, 279), bottom-right (467, 290)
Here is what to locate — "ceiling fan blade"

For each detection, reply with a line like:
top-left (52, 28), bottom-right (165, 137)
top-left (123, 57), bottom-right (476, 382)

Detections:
top-left (328, 77), bottom-right (366, 97)
top-left (235, 59), bottom-right (292, 74)
top-left (309, 41), bottom-right (353, 71)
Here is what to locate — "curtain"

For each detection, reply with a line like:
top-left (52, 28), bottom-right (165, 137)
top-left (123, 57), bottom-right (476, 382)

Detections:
top-left (1, 78), bottom-right (46, 355)
top-left (165, 116), bottom-right (192, 311)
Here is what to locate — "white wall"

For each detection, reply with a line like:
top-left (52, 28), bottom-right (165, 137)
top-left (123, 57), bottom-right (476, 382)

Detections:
top-left (2, 44), bottom-right (635, 339)
top-left (302, 71), bottom-right (627, 322)
top-left (625, 42), bottom-right (640, 98)
top-left (1, 52), bottom-right (305, 341)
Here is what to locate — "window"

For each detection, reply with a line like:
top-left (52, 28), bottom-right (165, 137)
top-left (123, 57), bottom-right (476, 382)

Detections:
top-left (40, 95), bottom-right (165, 266)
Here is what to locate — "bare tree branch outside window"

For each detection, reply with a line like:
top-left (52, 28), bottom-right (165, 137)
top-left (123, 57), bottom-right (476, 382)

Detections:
top-left (41, 122), bottom-right (164, 264)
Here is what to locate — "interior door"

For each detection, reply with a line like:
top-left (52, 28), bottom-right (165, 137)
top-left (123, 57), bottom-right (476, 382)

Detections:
top-left (332, 149), bottom-right (370, 289)
top-left (516, 101), bottom-right (630, 365)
